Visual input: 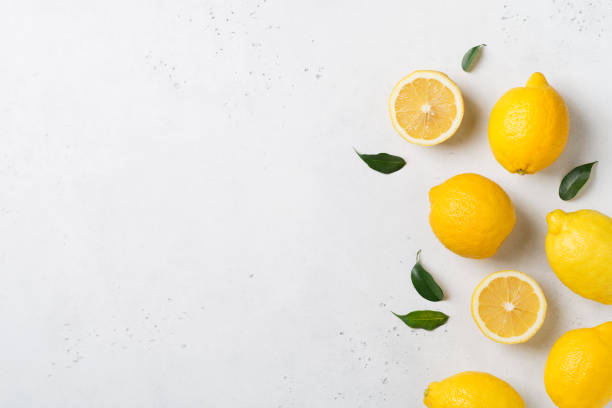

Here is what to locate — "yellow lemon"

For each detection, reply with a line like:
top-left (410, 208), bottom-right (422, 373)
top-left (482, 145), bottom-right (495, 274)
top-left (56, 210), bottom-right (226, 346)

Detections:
top-left (545, 209), bottom-right (612, 304)
top-left (429, 173), bottom-right (515, 258)
top-left (424, 371), bottom-right (525, 408)
top-left (544, 322), bottom-right (612, 408)
top-left (471, 271), bottom-right (547, 344)
top-left (389, 70), bottom-right (464, 146)
top-left (489, 72), bottom-right (569, 174)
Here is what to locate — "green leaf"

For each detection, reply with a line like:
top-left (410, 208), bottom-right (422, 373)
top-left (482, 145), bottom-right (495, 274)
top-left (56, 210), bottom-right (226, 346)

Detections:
top-left (392, 310), bottom-right (449, 331)
top-left (410, 250), bottom-right (444, 302)
top-left (559, 161), bottom-right (597, 200)
top-left (462, 44), bottom-right (486, 72)
top-left (355, 150), bottom-right (406, 174)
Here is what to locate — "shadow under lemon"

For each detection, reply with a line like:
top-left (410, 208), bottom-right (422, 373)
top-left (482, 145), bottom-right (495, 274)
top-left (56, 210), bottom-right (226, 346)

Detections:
top-left (437, 91), bottom-right (480, 149)
top-left (492, 203), bottom-right (534, 264)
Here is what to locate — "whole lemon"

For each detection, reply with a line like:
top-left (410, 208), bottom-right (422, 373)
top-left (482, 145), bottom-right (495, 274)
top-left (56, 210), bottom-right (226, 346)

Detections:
top-left (424, 371), bottom-right (525, 408)
top-left (544, 322), bottom-right (612, 408)
top-left (429, 173), bottom-right (515, 258)
top-left (545, 209), bottom-right (612, 304)
top-left (489, 72), bottom-right (569, 174)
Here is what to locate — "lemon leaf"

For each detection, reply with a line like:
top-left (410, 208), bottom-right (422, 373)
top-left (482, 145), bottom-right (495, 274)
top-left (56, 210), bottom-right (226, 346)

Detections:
top-left (411, 250), bottom-right (444, 302)
top-left (462, 44), bottom-right (486, 72)
top-left (355, 150), bottom-right (406, 174)
top-left (559, 161), bottom-right (597, 200)
top-left (392, 310), bottom-right (449, 331)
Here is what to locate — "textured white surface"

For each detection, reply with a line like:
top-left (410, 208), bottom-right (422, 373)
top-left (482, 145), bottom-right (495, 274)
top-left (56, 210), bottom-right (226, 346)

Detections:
top-left (0, 1), bottom-right (611, 407)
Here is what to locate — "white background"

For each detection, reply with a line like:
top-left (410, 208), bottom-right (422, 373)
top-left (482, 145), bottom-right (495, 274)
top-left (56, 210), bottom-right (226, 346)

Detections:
top-left (1, 0), bottom-right (610, 407)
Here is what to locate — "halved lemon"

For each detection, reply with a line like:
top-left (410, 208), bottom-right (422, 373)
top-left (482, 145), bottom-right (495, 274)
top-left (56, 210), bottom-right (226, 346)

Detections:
top-left (471, 270), bottom-right (547, 344)
top-left (389, 70), bottom-right (464, 146)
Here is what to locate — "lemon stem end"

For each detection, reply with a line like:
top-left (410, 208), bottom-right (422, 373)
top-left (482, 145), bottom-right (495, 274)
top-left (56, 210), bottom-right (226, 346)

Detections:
top-left (546, 209), bottom-right (566, 234)
top-left (526, 72), bottom-right (549, 88)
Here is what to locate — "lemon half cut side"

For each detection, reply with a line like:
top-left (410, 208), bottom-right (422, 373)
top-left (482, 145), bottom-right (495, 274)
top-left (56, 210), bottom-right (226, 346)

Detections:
top-left (389, 70), bottom-right (464, 146)
top-left (471, 270), bottom-right (547, 344)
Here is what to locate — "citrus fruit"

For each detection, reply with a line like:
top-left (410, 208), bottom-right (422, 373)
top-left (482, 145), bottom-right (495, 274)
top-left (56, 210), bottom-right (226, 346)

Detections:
top-left (488, 72), bottom-right (569, 174)
top-left (424, 371), bottom-right (525, 408)
top-left (545, 209), bottom-right (612, 304)
top-left (544, 322), bottom-right (612, 408)
top-left (389, 70), bottom-right (464, 146)
top-left (471, 270), bottom-right (547, 344)
top-left (428, 173), bottom-right (515, 258)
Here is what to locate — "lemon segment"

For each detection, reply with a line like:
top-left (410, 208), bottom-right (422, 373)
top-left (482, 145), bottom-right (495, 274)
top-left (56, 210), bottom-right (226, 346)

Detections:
top-left (389, 70), bottom-right (464, 146)
top-left (471, 271), bottom-right (547, 344)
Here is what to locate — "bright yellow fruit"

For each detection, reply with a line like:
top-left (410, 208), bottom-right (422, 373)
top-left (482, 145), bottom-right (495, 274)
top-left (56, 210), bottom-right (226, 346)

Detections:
top-left (389, 70), bottom-right (464, 146)
top-left (544, 322), bottom-right (612, 408)
top-left (545, 209), bottom-right (612, 304)
top-left (471, 271), bottom-right (547, 344)
top-left (424, 371), bottom-right (525, 408)
top-left (489, 72), bottom-right (569, 174)
top-left (429, 173), bottom-right (515, 258)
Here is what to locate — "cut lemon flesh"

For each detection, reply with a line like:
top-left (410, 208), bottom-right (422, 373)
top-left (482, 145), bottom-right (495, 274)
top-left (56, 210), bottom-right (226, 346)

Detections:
top-left (389, 70), bottom-right (464, 146)
top-left (471, 270), bottom-right (547, 344)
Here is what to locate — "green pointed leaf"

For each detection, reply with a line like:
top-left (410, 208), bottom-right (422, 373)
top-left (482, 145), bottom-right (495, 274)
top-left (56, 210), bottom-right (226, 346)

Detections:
top-left (355, 150), bottom-right (406, 174)
top-left (462, 44), bottom-right (486, 72)
top-left (559, 161), bottom-right (597, 200)
top-left (392, 310), bottom-right (449, 331)
top-left (410, 250), bottom-right (444, 302)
